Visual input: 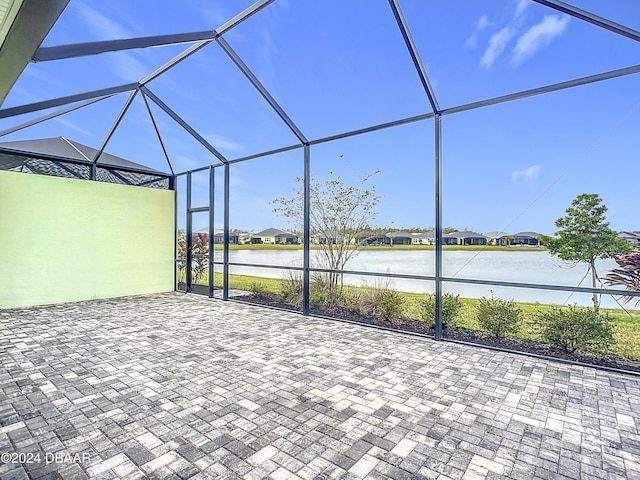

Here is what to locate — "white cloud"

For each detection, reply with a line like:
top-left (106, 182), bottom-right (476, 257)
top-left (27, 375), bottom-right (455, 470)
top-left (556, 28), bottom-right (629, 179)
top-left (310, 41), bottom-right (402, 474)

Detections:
top-left (75, 3), bottom-right (132, 40)
top-left (258, 28), bottom-right (277, 64)
top-left (205, 134), bottom-right (243, 154)
top-left (515, 0), bottom-right (530, 19)
top-left (512, 15), bottom-right (569, 65)
top-left (480, 27), bottom-right (514, 67)
top-left (54, 118), bottom-right (90, 136)
top-left (465, 14), bottom-right (490, 49)
top-left (108, 52), bottom-right (152, 82)
top-left (74, 4), bottom-right (155, 82)
top-left (512, 165), bottom-right (541, 182)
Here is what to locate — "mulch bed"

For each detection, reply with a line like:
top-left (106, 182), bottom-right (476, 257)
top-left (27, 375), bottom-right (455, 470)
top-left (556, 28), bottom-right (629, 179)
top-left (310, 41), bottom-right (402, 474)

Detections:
top-left (235, 294), bottom-right (640, 374)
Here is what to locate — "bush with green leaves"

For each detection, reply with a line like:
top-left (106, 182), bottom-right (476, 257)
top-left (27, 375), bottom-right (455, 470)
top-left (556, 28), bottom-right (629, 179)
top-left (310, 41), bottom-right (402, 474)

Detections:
top-left (536, 305), bottom-right (615, 353)
top-left (248, 281), bottom-right (271, 299)
top-left (475, 294), bottom-right (521, 339)
top-left (355, 279), bottom-right (404, 323)
top-left (374, 288), bottom-right (404, 322)
top-left (418, 293), bottom-right (464, 329)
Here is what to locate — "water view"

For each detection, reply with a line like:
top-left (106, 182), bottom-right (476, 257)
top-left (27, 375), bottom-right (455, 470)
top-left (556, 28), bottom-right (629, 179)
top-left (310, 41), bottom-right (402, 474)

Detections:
top-left (218, 250), bottom-right (629, 309)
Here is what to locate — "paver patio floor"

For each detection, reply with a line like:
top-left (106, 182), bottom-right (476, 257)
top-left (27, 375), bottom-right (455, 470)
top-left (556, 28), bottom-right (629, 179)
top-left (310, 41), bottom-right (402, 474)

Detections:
top-left (1, 292), bottom-right (639, 479)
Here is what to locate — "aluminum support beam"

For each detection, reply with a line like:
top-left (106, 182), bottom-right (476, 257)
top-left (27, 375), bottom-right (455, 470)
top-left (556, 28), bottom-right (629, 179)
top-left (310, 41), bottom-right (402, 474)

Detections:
top-left (533, 0), bottom-right (640, 43)
top-left (215, 0), bottom-right (275, 37)
top-left (139, 1), bottom-right (275, 87)
top-left (0, 94), bottom-right (114, 137)
top-left (228, 144), bottom-right (303, 165)
top-left (102, 167), bottom-right (135, 185)
top-left (173, 174), bottom-right (178, 291)
top-left (48, 160), bottom-right (86, 179)
top-left (303, 145), bottom-right (311, 315)
top-left (92, 89), bottom-right (138, 162)
top-left (142, 92), bottom-right (175, 175)
top-left (209, 166), bottom-right (215, 298)
top-left (434, 115), bottom-right (443, 340)
top-left (186, 172), bottom-right (193, 292)
top-left (388, 0), bottom-right (440, 114)
top-left (33, 31), bottom-right (218, 62)
top-left (189, 206), bottom-right (209, 214)
top-left (442, 64), bottom-right (640, 116)
top-left (216, 36), bottom-right (307, 144)
top-left (309, 112), bottom-right (436, 146)
top-left (32, 0), bottom-right (275, 64)
top-left (139, 41), bottom-right (212, 87)
top-left (141, 87), bottom-right (229, 164)
top-left (223, 163), bottom-right (230, 300)
top-left (219, 260), bottom-right (640, 300)
top-left (0, 83), bottom-right (137, 119)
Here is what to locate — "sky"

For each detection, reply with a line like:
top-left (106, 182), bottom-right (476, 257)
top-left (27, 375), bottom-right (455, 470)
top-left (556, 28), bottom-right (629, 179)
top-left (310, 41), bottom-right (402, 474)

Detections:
top-left (1, 0), bottom-right (639, 234)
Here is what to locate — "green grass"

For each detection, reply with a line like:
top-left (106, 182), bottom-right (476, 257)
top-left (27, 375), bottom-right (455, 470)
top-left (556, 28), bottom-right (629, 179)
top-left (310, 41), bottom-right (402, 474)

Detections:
top-left (184, 271), bottom-right (640, 360)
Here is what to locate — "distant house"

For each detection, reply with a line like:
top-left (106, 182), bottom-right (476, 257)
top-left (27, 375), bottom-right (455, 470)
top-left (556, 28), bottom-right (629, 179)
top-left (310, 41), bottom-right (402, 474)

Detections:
top-left (411, 230), bottom-right (436, 245)
top-left (213, 230), bottom-right (239, 244)
top-left (511, 232), bottom-right (542, 246)
top-left (239, 232), bottom-right (253, 244)
top-left (194, 228), bottom-right (239, 244)
top-left (484, 231), bottom-right (510, 246)
top-left (251, 228), bottom-right (299, 245)
top-left (355, 231), bottom-right (391, 246)
top-left (387, 231), bottom-right (413, 245)
top-left (442, 234), bottom-right (459, 245)
top-left (314, 230), bottom-right (351, 245)
top-left (445, 231), bottom-right (487, 246)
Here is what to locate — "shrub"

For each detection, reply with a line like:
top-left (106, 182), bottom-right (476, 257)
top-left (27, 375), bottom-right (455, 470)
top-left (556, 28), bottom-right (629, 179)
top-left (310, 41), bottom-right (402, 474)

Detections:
top-left (309, 287), bottom-right (330, 308)
top-left (247, 281), bottom-right (270, 299)
top-left (418, 293), bottom-right (464, 329)
top-left (280, 270), bottom-right (303, 307)
top-left (374, 288), bottom-right (404, 323)
top-left (475, 293), bottom-right (521, 339)
top-left (355, 279), bottom-right (404, 323)
top-left (310, 273), bottom-right (341, 307)
top-left (536, 305), bottom-right (615, 353)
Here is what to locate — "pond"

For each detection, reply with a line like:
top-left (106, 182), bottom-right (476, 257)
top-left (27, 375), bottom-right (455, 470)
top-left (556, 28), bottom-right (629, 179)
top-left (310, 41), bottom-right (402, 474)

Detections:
top-left (217, 249), bottom-right (628, 308)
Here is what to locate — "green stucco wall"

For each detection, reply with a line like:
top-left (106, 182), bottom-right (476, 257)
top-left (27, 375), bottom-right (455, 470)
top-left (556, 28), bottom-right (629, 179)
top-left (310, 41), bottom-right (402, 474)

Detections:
top-left (0, 170), bottom-right (175, 308)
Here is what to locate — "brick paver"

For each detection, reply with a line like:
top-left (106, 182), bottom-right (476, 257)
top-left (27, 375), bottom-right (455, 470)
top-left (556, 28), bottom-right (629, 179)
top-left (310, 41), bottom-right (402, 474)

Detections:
top-left (1, 292), bottom-right (639, 479)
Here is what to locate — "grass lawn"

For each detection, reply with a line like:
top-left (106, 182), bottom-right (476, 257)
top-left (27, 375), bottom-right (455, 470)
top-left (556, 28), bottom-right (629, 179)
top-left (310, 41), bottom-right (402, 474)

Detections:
top-left (188, 271), bottom-right (640, 360)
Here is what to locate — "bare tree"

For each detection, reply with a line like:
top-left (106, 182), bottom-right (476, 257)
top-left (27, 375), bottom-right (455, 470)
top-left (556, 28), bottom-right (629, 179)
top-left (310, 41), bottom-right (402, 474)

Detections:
top-left (272, 170), bottom-right (381, 299)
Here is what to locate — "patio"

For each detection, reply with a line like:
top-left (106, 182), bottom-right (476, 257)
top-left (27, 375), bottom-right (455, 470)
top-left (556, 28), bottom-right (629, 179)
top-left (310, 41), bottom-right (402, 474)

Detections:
top-left (1, 293), bottom-right (639, 480)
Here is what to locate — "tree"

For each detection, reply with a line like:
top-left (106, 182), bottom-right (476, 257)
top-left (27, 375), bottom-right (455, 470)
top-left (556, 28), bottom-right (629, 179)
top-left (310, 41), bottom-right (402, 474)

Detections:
top-left (272, 170), bottom-right (381, 299)
top-left (540, 193), bottom-right (630, 311)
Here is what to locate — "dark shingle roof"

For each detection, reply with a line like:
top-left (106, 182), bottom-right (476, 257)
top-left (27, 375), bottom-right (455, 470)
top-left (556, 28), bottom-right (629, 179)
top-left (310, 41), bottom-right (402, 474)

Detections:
top-left (447, 231), bottom-right (487, 239)
top-left (253, 228), bottom-right (296, 237)
top-left (0, 136), bottom-right (165, 174)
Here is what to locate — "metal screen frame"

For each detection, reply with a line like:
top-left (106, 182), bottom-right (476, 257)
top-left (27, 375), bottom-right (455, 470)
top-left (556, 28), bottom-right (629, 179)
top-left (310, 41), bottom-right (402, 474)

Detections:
top-left (2, 0), bottom-right (640, 351)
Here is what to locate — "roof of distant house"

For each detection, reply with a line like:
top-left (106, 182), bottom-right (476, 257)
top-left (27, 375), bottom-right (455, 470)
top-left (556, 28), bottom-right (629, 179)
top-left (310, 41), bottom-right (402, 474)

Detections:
top-left (484, 231), bottom-right (510, 239)
top-left (252, 228), bottom-right (296, 237)
top-left (387, 230), bottom-right (413, 238)
top-left (411, 230), bottom-right (435, 239)
top-left (447, 231), bottom-right (487, 238)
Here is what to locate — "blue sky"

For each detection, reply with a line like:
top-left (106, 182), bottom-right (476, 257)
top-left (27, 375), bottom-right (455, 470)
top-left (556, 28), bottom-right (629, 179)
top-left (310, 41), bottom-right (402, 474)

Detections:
top-left (1, 0), bottom-right (639, 234)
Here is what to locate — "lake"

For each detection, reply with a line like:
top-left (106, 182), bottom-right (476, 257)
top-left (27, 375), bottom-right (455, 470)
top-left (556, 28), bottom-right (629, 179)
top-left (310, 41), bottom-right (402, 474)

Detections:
top-left (216, 249), bottom-right (628, 308)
